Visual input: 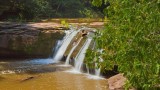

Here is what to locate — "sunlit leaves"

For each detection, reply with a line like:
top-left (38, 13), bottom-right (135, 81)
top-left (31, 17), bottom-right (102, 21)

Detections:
top-left (91, 0), bottom-right (102, 7)
top-left (86, 0), bottom-right (160, 89)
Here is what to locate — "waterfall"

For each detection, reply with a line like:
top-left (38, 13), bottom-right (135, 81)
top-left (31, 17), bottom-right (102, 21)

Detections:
top-left (53, 29), bottom-right (79, 62)
top-left (95, 63), bottom-right (101, 77)
top-left (95, 68), bottom-right (101, 76)
top-left (52, 26), bottom-right (87, 62)
top-left (65, 37), bottom-right (83, 65)
top-left (74, 37), bottom-right (92, 72)
top-left (86, 65), bottom-right (90, 74)
top-left (52, 40), bottom-right (63, 58)
top-left (61, 28), bottom-right (104, 79)
top-left (95, 56), bottom-right (103, 76)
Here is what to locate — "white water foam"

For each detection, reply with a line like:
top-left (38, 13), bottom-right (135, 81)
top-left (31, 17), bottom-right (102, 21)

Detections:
top-left (64, 68), bottom-right (82, 74)
top-left (56, 64), bottom-right (72, 67)
top-left (64, 68), bottom-right (104, 80)
top-left (86, 74), bottom-right (104, 80)
top-left (0, 70), bottom-right (15, 75)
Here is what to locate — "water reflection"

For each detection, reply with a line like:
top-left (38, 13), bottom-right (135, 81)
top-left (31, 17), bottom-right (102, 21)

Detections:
top-left (26, 58), bottom-right (55, 65)
top-left (0, 58), bottom-right (56, 75)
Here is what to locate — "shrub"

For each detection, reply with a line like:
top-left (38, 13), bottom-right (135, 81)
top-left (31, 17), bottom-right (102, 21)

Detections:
top-left (86, 0), bottom-right (160, 89)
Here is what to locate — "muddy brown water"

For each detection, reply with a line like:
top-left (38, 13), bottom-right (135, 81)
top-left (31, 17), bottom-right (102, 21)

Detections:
top-left (0, 59), bottom-right (108, 90)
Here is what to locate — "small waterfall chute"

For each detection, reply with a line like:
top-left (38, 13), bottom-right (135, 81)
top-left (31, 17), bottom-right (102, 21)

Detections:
top-left (52, 40), bottom-right (63, 58)
top-left (74, 37), bottom-right (92, 72)
top-left (95, 64), bottom-right (101, 77)
top-left (53, 27), bottom-right (85, 62)
top-left (65, 37), bottom-right (83, 65)
top-left (86, 65), bottom-right (90, 74)
top-left (52, 26), bottom-right (85, 62)
top-left (53, 30), bottom-right (78, 62)
top-left (94, 52), bottom-right (104, 77)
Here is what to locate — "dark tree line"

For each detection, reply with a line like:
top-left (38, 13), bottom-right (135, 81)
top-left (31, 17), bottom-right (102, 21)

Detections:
top-left (0, 0), bottom-right (109, 20)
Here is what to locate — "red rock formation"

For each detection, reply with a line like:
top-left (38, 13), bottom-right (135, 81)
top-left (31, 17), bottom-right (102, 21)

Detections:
top-left (108, 74), bottom-right (127, 90)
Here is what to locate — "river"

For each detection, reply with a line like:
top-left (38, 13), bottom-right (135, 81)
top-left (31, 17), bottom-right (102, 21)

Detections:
top-left (0, 58), bottom-right (108, 90)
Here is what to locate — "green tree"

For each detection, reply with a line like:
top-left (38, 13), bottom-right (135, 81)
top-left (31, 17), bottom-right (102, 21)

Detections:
top-left (86, 0), bottom-right (160, 89)
top-left (0, 0), bottom-right (53, 20)
top-left (49, 0), bottom-right (85, 17)
top-left (0, 0), bottom-right (103, 20)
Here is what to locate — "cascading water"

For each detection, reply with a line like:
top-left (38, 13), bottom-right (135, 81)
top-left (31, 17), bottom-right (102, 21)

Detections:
top-left (95, 64), bottom-right (101, 77)
top-left (65, 37), bottom-right (83, 65)
top-left (94, 50), bottom-right (104, 77)
top-left (52, 40), bottom-right (63, 58)
top-left (53, 26), bottom-right (87, 62)
top-left (86, 65), bottom-right (90, 74)
top-left (74, 37), bottom-right (92, 72)
top-left (53, 30), bottom-right (79, 62)
top-left (53, 30), bottom-right (72, 56)
top-left (53, 27), bottom-right (103, 79)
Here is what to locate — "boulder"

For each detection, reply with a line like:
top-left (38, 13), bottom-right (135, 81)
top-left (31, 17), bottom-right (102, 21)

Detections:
top-left (108, 73), bottom-right (127, 90)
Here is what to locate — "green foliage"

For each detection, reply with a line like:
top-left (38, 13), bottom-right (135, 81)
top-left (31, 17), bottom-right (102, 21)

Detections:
top-left (31, 0), bottom-right (53, 18)
top-left (92, 0), bottom-right (102, 7)
top-left (0, 0), bottom-right (102, 20)
top-left (0, 0), bottom-right (53, 20)
top-left (50, 0), bottom-right (85, 17)
top-left (61, 20), bottom-right (69, 28)
top-left (80, 8), bottom-right (96, 18)
top-left (86, 0), bottom-right (160, 89)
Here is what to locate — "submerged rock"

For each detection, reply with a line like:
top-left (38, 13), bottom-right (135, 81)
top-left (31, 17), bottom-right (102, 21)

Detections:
top-left (20, 76), bottom-right (35, 82)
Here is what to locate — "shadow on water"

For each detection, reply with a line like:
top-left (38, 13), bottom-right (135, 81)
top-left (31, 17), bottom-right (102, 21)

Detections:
top-left (0, 76), bottom-right (5, 80)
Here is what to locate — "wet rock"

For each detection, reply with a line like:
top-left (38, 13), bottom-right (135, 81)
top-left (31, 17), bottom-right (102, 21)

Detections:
top-left (20, 76), bottom-right (35, 82)
top-left (69, 57), bottom-right (75, 66)
top-left (0, 22), bottom-right (66, 59)
top-left (107, 73), bottom-right (127, 90)
top-left (61, 55), bottom-right (67, 62)
top-left (0, 22), bottom-right (21, 29)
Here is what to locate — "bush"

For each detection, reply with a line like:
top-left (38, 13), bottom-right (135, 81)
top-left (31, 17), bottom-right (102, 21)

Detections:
top-left (86, 0), bottom-right (160, 89)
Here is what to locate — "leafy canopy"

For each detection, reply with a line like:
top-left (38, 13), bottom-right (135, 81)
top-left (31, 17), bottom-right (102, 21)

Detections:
top-left (86, 0), bottom-right (160, 89)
